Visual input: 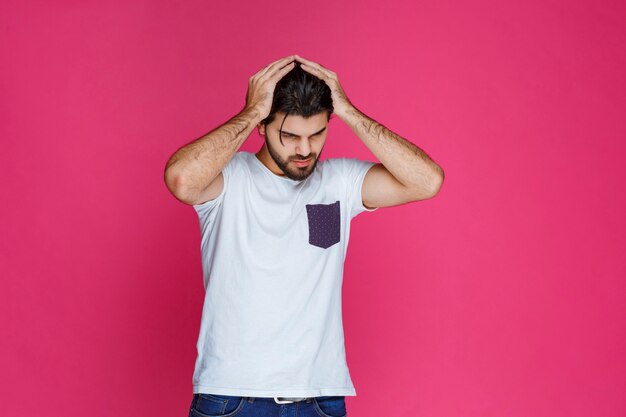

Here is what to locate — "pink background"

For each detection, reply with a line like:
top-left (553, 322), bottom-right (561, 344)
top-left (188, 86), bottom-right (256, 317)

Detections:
top-left (2, 1), bottom-right (625, 416)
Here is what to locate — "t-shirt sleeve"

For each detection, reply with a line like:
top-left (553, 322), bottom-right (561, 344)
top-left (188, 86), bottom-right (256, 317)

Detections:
top-left (337, 157), bottom-right (378, 219)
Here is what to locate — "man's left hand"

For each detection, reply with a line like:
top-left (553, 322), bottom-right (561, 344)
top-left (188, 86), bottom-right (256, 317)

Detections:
top-left (294, 55), bottom-right (354, 120)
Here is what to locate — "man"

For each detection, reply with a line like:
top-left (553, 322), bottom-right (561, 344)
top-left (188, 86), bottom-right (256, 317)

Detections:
top-left (164, 54), bottom-right (444, 416)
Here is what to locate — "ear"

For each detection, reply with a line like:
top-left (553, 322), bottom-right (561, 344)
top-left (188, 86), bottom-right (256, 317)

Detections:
top-left (257, 122), bottom-right (266, 137)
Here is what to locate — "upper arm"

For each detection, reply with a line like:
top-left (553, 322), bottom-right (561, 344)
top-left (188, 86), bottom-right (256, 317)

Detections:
top-left (187, 172), bottom-right (224, 206)
top-left (361, 163), bottom-right (438, 209)
top-left (166, 170), bottom-right (225, 206)
top-left (169, 152), bottom-right (239, 208)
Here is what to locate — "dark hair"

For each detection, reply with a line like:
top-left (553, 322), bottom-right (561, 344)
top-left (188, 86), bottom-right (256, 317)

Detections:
top-left (261, 61), bottom-right (333, 143)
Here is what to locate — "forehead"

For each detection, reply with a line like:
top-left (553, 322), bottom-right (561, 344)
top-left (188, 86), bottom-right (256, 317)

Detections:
top-left (271, 112), bottom-right (329, 134)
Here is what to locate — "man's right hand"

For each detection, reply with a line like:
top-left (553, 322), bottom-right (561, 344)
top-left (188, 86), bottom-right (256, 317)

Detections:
top-left (244, 55), bottom-right (297, 120)
top-left (164, 55), bottom-right (297, 206)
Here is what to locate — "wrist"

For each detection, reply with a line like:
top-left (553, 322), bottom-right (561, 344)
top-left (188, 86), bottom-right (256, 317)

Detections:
top-left (336, 103), bottom-right (358, 123)
top-left (240, 105), bottom-right (264, 125)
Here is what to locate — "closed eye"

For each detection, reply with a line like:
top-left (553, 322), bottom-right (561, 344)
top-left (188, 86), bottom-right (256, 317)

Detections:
top-left (280, 127), bottom-right (327, 138)
top-left (281, 132), bottom-right (322, 138)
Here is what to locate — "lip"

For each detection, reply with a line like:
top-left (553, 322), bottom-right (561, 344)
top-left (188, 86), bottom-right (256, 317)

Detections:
top-left (293, 159), bottom-right (311, 167)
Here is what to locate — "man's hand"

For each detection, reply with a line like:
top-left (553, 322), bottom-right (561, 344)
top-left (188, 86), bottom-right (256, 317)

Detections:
top-left (164, 56), bottom-right (298, 205)
top-left (295, 55), bottom-right (354, 120)
top-left (295, 55), bottom-right (445, 207)
top-left (245, 55), bottom-right (297, 119)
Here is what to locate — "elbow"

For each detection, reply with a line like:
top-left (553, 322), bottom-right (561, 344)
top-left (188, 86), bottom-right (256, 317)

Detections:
top-left (164, 169), bottom-right (194, 204)
top-left (434, 166), bottom-right (445, 193)
top-left (426, 166), bottom-right (445, 198)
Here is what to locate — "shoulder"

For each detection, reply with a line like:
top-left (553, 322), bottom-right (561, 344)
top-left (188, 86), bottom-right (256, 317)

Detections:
top-left (232, 151), bottom-right (250, 164)
top-left (319, 156), bottom-right (356, 171)
top-left (320, 157), bottom-right (376, 177)
top-left (225, 151), bottom-right (252, 174)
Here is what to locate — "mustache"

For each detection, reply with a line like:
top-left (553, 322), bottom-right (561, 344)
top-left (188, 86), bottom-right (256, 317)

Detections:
top-left (291, 155), bottom-right (314, 161)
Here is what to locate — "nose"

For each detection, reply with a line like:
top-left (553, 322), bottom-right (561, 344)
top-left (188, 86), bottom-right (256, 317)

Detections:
top-left (295, 137), bottom-right (311, 157)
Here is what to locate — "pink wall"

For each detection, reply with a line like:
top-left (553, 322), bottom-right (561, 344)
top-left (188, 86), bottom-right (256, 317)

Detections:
top-left (2, 1), bottom-right (625, 416)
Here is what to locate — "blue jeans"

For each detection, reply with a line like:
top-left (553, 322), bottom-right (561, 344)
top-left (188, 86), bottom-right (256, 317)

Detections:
top-left (188, 393), bottom-right (347, 417)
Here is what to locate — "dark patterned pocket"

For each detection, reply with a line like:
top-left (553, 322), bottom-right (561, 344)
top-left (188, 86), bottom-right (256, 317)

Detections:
top-left (305, 201), bottom-right (341, 249)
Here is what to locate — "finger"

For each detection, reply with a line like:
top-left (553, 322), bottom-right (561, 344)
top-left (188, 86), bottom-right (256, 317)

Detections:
top-left (297, 59), bottom-right (335, 81)
top-left (251, 55), bottom-right (292, 79)
top-left (294, 54), bottom-right (317, 66)
top-left (259, 55), bottom-right (296, 78)
top-left (269, 61), bottom-right (296, 82)
top-left (299, 63), bottom-right (317, 75)
top-left (295, 55), bottom-right (328, 72)
top-left (300, 62), bottom-right (331, 80)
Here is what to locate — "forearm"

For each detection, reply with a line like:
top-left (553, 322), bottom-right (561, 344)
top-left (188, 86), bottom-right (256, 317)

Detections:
top-left (341, 106), bottom-right (444, 192)
top-left (164, 106), bottom-right (261, 199)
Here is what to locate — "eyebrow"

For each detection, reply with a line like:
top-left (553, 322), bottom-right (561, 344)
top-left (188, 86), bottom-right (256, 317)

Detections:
top-left (279, 126), bottom-right (327, 137)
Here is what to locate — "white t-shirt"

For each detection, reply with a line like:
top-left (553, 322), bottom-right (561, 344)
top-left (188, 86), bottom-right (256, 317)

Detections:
top-left (191, 151), bottom-right (377, 397)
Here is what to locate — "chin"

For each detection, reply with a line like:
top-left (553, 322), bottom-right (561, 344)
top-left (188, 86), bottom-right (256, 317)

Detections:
top-left (284, 166), bottom-right (314, 181)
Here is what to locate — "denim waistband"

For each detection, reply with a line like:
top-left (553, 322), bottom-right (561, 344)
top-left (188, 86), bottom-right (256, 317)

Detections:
top-left (245, 397), bottom-right (313, 404)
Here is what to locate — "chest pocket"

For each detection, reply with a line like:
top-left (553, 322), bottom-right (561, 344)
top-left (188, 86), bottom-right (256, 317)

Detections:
top-left (305, 201), bottom-right (341, 249)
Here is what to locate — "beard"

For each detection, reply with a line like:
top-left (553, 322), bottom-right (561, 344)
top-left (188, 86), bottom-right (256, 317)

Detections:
top-left (266, 135), bottom-right (323, 181)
